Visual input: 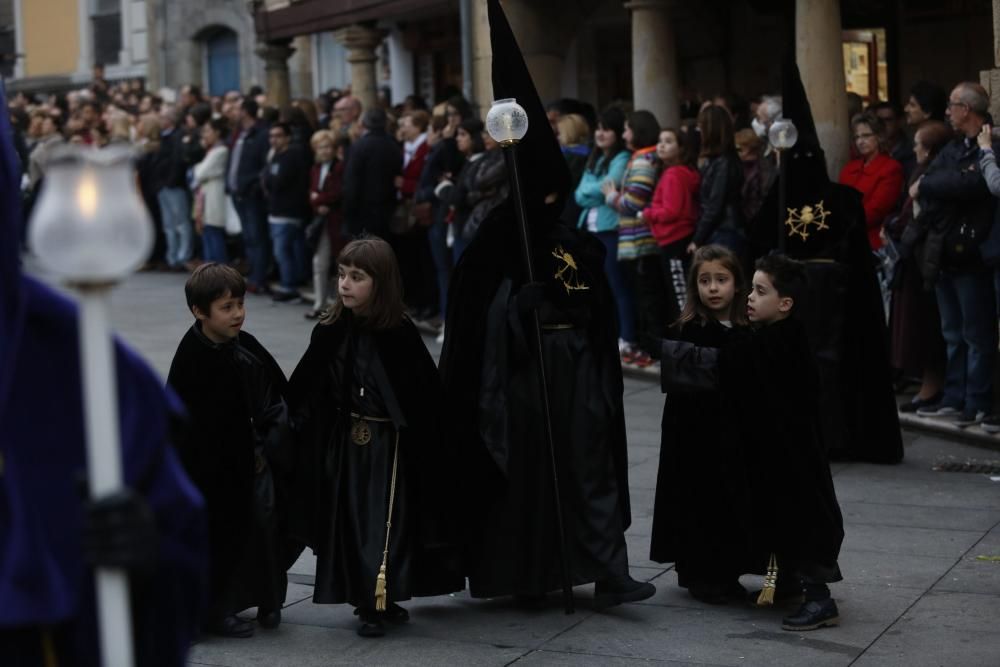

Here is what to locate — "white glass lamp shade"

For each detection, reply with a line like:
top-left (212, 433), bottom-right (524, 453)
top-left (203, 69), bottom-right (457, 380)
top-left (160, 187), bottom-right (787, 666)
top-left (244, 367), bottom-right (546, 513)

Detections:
top-left (29, 145), bottom-right (153, 283)
top-left (768, 119), bottom-right (799, 150)
top-left (486, 98), bottom-right (529, 144)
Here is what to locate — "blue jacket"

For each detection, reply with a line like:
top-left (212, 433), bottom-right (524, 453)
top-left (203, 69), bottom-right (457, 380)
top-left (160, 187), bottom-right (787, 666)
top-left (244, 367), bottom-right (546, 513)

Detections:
top-left (574, 150), bottom-right (630, 232)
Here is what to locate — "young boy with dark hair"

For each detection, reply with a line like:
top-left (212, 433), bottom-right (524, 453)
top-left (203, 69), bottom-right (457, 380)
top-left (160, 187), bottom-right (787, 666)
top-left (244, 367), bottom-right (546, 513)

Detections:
top-left (662, 253), bottom-right (844, 630)
top-left (168, 263), bottom-right (291, 637)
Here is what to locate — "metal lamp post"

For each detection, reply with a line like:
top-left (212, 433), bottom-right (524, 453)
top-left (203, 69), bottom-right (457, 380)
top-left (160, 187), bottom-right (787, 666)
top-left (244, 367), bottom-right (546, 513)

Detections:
top-left (485, 98), bottom-right (574, 615)
top-left (28, 145), bottom-right (154, 667)
top-left (768, 118), bottom-right (798, 253)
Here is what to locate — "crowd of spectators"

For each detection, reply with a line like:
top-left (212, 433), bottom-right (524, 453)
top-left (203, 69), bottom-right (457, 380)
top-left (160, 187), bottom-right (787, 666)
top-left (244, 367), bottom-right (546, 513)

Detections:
top-left (11, 67), bottom-right (1000, 429)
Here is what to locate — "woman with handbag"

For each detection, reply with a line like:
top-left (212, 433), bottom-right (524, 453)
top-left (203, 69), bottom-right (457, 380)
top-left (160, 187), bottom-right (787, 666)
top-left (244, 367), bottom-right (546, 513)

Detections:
top-left (306, 131), bottom-right (350, 320)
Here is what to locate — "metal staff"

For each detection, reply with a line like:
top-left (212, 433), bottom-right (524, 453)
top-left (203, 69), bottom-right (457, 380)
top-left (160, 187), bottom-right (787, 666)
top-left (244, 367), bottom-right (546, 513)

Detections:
top-left (487, 98), bottom-right (574, 615)
top-left (768, 119), bottom-right (798, 253)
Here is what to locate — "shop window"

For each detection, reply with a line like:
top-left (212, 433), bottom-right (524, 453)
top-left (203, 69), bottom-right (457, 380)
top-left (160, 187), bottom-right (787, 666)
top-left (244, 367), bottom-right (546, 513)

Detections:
top-left (843, 28), bottom-right (888, 104)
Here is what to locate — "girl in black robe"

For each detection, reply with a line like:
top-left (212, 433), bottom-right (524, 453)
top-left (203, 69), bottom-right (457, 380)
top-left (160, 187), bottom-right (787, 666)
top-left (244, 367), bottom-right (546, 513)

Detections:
top-left (651, 245), bottom-right (753, 603)
top-left (286, 237), bottom-right (463, 638)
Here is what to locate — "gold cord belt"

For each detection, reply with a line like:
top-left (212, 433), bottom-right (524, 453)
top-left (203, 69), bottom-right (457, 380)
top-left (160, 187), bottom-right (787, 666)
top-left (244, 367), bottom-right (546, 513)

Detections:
top-left (541, 323), bottom-right (575, 331)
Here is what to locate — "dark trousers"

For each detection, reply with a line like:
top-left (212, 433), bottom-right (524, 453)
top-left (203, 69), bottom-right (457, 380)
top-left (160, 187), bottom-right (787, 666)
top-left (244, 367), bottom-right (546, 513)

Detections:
top-left (622, 252), bottom-right (669, 358)
top-left (233, 194), bottom-right (271, 288)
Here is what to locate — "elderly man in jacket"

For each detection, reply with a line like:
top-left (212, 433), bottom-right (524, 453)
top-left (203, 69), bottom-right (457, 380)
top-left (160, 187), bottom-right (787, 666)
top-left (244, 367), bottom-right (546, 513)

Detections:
top-left (908, 81), bottom-right (998, 427)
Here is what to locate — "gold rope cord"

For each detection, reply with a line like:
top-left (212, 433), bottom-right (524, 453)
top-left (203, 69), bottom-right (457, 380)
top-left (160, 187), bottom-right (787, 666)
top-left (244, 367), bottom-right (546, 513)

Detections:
top-left (41, 628), bottom-right (59, 667)
top-left (374, 431), bottom-right (401, 611)
top-left (756, 553), bottom-right (778, 606)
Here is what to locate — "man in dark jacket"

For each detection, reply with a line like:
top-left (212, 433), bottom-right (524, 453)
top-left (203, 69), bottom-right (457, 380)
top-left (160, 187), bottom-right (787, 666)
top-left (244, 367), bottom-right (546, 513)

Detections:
top-left (156, 105), bottom-right (194, 270)
top-left (908, 82), bottom-right (998, 426)
top-left (227, 99), bottom-right (272, 293)
top-left (263, 122), bottom-right (311, 301)
top-left (342, 108), bottom-right (401, 239)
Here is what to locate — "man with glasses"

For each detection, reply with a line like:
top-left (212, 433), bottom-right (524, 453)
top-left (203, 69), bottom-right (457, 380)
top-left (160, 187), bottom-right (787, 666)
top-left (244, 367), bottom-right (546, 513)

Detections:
top-left (909, 82), bottom-right (998, 428)
top-left (332, 95), bottom-right (363, 139)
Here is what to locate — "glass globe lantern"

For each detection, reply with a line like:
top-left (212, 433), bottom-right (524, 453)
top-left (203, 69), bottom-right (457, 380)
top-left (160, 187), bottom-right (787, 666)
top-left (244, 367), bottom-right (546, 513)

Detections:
top-left (486, 98), bottom-right (529, 145)
top-left (29, 144), bottom-right (153, 285)
top-left (768, 118), bottom-right (799, 151)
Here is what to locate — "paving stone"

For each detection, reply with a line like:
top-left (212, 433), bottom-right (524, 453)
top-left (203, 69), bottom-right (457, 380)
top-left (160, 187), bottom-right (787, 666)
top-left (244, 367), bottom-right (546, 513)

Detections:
top-left (839, 501), bottom-right (999, 532)
top-left (514, 649), bottom-right (725, 665)
top-left (840, 523), bottom-right (983, 559)
top-left (932, 530), bottom-right (1000, 595)
top-left (852, 592), bottom-right (1000, 667)
top-left (836, 549), bottom-right (958, 590)
top-left (187, 621), bottom-right (526, 666)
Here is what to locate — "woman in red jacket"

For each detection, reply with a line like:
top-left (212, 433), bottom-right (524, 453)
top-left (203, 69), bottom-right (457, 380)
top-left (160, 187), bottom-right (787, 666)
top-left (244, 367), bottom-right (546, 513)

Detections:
top-left (839, 112), bottom-right (904, 250)
top-left (306, 130), bottom-right (350, 319)
top-left (640, 128), bottom-right (701, 325)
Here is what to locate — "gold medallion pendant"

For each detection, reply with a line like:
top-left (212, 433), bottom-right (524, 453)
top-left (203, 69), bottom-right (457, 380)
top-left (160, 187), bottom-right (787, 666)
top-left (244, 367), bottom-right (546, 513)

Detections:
top-left (351, 419), bottom-right (372, 446)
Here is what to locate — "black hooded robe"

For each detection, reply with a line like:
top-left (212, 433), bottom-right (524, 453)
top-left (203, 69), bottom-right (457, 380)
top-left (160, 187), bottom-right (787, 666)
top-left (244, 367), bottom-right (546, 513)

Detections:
top-left (166, 325), bottom-right (289, 619)
top-left (286, 315), bottom-right (463, 609)
top-left (442, 207), bottom-right (633, 597)
top-left (719, 318), bottom-right (845, 582)
top-left (650, 319), bottom-right (754, 589)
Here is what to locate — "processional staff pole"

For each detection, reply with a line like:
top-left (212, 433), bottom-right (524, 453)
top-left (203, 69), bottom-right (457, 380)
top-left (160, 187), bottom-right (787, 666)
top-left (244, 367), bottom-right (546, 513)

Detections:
top-left (486, 97), bottom-right (575, 615)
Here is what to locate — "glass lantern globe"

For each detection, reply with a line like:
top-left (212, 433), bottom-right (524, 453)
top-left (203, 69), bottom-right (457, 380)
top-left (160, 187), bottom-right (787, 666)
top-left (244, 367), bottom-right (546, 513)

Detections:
top-left (29, 145), bottom-right (153, 284)
top-left (486, 98), bottom-right (529, 145)
top-left (768, 118), bottom-right (799, 150)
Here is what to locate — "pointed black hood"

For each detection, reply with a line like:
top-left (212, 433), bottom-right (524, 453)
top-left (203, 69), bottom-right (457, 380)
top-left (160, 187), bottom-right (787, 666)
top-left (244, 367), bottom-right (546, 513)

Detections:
top-left (781, 56), bottom-right (821, 155)
top-left (487, 0), bottom-right (572, 217)
top-left (780, 55), bottom-right (831, 207)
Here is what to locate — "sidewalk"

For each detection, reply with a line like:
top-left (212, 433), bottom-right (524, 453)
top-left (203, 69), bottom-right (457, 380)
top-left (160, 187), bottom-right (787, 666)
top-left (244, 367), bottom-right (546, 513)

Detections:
top-left (55, 270), bottom-right (1000, 666)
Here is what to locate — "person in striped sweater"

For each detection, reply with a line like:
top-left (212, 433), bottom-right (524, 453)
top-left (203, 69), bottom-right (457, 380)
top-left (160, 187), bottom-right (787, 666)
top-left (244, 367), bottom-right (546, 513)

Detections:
top-left (602, 110), bottom-right (664, 367)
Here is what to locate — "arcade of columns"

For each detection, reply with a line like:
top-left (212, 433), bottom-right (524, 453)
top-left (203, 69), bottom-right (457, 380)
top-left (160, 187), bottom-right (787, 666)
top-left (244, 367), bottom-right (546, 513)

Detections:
top-left (256, 0), bottom-right (859, 178)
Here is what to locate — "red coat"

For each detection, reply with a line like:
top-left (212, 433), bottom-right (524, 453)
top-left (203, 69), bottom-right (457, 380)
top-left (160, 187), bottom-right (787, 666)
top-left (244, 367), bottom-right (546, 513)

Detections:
top-left (838, 153), bottom-right (904, 250)
top-left (643, 164), bottom-right (700, 247)
top-left (310, 160), bottom-right (346, 255)
top-left (400, 140), bottom-right (429, 198)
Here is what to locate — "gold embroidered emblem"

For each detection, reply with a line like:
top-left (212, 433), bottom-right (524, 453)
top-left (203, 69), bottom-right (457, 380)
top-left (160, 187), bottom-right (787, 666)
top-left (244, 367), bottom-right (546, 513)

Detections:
top-left (551, 245), bottom-right (590, 294)
top-left (785, 201), bottom-right (830, 241)
top-left (351, 419), bottom-right (372, 446)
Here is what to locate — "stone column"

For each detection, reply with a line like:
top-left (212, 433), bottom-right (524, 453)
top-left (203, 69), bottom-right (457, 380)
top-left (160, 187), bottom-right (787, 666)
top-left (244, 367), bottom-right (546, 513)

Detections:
top-left (471, 0), bottom-right (492, 116)
top-left (796, 0), bottom-right (849, 178)
top-left (257, 40), bottom-right (295, 108)
top-left (979, 0), bottom-right (1000, 123)
top-left (336, 24), bottom-right (386, 113)
top-left (289, 35), bottom-right (314, 100)
top-left (626, 0), bottom-right (680, 128)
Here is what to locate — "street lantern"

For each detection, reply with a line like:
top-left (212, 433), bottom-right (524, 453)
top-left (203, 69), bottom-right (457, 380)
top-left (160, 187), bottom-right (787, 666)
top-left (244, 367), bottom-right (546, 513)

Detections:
top-left (485, 97), bottom-right (574, 615)
top-left (767, 118), bottom-right (798, 251)
top-left (28, 144), bottom-right (151, 667)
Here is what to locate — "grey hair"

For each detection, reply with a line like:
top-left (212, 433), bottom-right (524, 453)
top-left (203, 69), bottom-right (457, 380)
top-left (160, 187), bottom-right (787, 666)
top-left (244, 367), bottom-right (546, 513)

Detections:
top-left (955, 82), bottom-right (990, 116)
top-left (758, 95), bottom-right (783, 122)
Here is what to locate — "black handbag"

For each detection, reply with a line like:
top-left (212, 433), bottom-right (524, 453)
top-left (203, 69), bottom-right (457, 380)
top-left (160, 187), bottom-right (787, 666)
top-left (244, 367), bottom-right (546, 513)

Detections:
top-left (304, 214), bottom-right (326, 255)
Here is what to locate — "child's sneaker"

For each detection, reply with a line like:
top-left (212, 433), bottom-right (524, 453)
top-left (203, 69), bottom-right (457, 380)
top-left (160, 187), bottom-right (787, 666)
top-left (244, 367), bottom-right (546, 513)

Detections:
top-left (631, 350), bottom-right (654, 368)
top-left (916, 404), bottom-right (961, 419)
top-left (953, 409), bottom-right (986, 428)
top-left (621, 344), bottom-right (638, 365)
top-left (981, 414), bottom-right (1000, 434)
top-left (781, 598), bottom-right (840, 631)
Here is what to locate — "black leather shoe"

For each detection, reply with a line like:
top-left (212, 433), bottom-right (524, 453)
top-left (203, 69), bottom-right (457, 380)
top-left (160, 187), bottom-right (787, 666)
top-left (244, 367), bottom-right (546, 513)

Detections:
top-left (594, 575), bottom-right (656, 609)
top-left (257, 608), bottom-right (281, 629)
top-left (207, 614), bottom-right (255, 638)
top-left (356, 609), bottom-right (386, 638)
top-left (782, 598), bottom-right (840, 631)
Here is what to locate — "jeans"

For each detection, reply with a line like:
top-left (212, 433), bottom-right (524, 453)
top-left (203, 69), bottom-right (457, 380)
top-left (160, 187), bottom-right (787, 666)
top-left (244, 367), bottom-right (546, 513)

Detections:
top-left (233, 195), bottom-right (270, 288)
top-left (596, 231), bottom-right (637, 343)
top-left (158, 187), bottom-right (192, 267)
top-left (270, 221), bottom-right (306, 293)
top-left (428, 215), bottom-right (452, 318)
top-left (201, 225), bottom-right (228, 263)
top-left (935, 270), bottom-right (997, 413)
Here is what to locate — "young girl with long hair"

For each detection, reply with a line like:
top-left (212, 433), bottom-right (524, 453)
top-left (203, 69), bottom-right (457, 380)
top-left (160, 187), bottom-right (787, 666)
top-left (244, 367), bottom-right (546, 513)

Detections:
top-left (286, 237), bottom-right (462, 638)
top-left (650, 245), bottom-right (752, 604)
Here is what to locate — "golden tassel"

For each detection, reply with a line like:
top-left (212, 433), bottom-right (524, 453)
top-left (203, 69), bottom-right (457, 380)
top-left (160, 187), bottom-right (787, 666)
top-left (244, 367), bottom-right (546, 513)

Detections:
top-left (41, 628), bottom-right (59, 667)
top-left (756, 553), bottom-right (778, 606)
top-left (375, 562), bottom-right (388, 611)
top-left (374, 432), bottom-right (400, 612)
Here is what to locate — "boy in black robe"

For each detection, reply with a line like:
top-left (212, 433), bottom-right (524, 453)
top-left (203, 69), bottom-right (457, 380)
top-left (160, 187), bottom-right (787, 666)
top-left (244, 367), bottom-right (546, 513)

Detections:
top-left (167, 263), bottom-right (290, 637)
top-left (667, 254), bottom-right (844, 629)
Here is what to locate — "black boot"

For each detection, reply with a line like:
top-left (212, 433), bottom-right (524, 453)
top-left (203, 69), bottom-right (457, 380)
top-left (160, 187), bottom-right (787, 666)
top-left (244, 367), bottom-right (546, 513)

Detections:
top-left (782, 598), bottom-right (840, 631)
top-left (257, 607), bottom-right (281, 629)
top-left (206, 614), bottom-right (255, 638)
top-left (356, 608), bottom-right (386, 638)
top-left (594, 575), bottom-right (656, 609)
